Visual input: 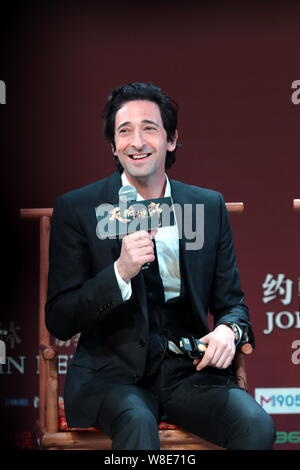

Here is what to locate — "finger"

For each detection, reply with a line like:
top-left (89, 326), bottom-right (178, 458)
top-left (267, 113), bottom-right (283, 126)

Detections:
top-left (138, 246), bottom-right (155, 258)
top-left (128, 230), bottom-right (153, 242)
top-left (215, 350), bottom-right (235, 369)
top-left (149, 229), bottom-right (158, 238)
top-left (199, 334), bottom-right (209, 344)
top-left (123, 235), bottom-right (154, 251)
top-left (214, 352), bottom-right (229, 369)
top-left (209, 346), bottom-right (225, 367)
top-left (196, 345), bottom-right (217, 371)
top-left (139, 253), bottom-right (156, 266)
top-left (196, 355), bottom-right (210, 371)
top-left (130, 238), bottom-right (154, 249)
top-left (127, 247), bottom-right (154, 265)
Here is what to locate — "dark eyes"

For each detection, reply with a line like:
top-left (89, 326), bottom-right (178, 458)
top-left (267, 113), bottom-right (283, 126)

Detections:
top-left (118, 126), bottom-right (157, 134)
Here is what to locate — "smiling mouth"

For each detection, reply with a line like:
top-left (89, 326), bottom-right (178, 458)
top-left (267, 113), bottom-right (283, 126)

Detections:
top-left (128, 153), bottom-right (152, 160)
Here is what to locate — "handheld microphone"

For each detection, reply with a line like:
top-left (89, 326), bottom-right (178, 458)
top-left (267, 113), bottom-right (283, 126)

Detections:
top-left (118, 185), bottom-right (137, 204)
top-left (118, 185), bottom-right (151, 270)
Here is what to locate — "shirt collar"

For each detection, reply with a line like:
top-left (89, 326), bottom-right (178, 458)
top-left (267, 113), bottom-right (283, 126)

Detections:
top-left (120, 172), bottom-right (171, 200)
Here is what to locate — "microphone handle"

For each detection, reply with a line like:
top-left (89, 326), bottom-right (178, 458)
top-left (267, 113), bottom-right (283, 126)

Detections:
top-left (141, 233), bottom-right (156, 270)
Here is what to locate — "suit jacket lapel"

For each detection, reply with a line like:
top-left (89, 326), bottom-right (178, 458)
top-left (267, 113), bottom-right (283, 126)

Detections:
top-left (99, 171), bottom-right (122, 205)
top-left (170, 179), bottom-right (205, 309)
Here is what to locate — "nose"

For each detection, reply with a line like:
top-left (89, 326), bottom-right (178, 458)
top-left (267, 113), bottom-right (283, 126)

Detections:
top-left (131, 129), bottom-right (144, 149)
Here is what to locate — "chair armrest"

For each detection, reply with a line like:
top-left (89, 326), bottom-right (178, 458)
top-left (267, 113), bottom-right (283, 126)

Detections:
top-left (39, 343), bottom-right (59, 433)
top-left (39, 343), bottom-right (57, 360)
top-left (233, 342), bottom-right (253, 390)
top-left (239, 343), bottom-right (253, 355)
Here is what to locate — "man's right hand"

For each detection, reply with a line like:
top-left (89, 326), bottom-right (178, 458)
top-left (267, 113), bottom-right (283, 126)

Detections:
top-left (116, 229), bottom-right (157, 283)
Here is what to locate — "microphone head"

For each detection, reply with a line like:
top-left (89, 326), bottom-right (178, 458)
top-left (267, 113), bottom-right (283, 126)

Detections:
top-left (119, 185), bottom-right (137, 203)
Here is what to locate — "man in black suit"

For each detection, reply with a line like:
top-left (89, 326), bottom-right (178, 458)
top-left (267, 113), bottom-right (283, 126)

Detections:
top-left (45, 82), bottom-right (275, 450)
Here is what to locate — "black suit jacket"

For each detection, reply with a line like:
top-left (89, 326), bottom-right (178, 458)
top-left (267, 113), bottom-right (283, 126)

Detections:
top-left (45, 171), bottom-right (254, 427)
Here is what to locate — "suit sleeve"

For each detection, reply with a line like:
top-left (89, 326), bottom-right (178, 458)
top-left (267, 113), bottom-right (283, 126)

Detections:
top-left (209, 193), bottom-right (255, 347)
top-left (45, 194), bottom-right (124, 341)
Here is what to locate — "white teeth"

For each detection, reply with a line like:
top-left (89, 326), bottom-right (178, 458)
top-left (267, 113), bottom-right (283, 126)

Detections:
top-left (131, 154), bottom-right (149, 160)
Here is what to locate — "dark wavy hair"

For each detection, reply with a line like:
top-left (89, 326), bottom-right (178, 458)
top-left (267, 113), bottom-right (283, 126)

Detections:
top-left (102, 82), bottom-right (179, 173)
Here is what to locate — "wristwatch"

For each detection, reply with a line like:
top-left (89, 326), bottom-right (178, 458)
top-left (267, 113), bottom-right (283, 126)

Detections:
top-left (220, 322), bottom-right (241, 344)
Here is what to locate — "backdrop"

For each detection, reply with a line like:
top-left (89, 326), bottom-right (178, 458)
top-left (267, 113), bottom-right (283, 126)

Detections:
top-left (1, 0), bottom-right (299, 450)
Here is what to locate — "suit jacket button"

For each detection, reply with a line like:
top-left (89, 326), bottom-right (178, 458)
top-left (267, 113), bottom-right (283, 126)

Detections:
top-left (138, 339), bottom-right (146, 347)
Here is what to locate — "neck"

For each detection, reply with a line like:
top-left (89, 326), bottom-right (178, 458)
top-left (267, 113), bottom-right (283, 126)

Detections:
top-left (124, 173), bottom-right (166, 199)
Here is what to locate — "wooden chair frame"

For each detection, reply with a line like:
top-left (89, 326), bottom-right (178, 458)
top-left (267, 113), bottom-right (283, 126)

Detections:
top-left (20, 202), bottom-right (252, 450)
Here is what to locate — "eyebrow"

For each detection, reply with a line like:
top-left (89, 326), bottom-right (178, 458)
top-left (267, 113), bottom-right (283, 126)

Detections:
top-left (117, 119), bottom-right (159, 131)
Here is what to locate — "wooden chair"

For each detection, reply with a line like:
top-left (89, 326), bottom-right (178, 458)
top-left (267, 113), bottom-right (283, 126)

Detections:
top-left (20, 203), bottom-right (252, 450)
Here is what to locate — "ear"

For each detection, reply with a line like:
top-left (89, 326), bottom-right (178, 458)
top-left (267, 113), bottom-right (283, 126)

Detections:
top-left (167, 129), bottom-right (178, 152)
top-left (111, 143), bottom-right (117, 156)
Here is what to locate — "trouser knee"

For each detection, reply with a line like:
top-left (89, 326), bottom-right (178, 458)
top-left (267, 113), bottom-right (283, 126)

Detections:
top-left (110, 406), bottom-right (159, 450)
top-left (255, 412), bottom-right (277, 448)
top-left (114, 407), bottom-right (157, 432)
top-left (230, 409), bottom-right (276, 450)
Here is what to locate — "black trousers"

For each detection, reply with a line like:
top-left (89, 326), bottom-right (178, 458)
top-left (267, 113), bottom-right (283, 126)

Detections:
top-left (95, 352), bottom-right (276, 450)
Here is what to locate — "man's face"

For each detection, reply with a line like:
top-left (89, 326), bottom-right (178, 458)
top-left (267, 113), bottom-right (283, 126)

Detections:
top-left (113, 100), bottom-right (177, 183)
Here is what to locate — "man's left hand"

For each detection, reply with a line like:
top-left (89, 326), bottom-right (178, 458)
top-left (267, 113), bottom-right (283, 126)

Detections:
top-left (193, 324), bottom-right (236, 371)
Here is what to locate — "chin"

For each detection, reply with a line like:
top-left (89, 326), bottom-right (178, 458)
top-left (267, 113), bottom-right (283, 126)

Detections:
top-left (129, 172), bottom-right (149, 180)
top-left (126, 167), bottom-right (151, 178)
